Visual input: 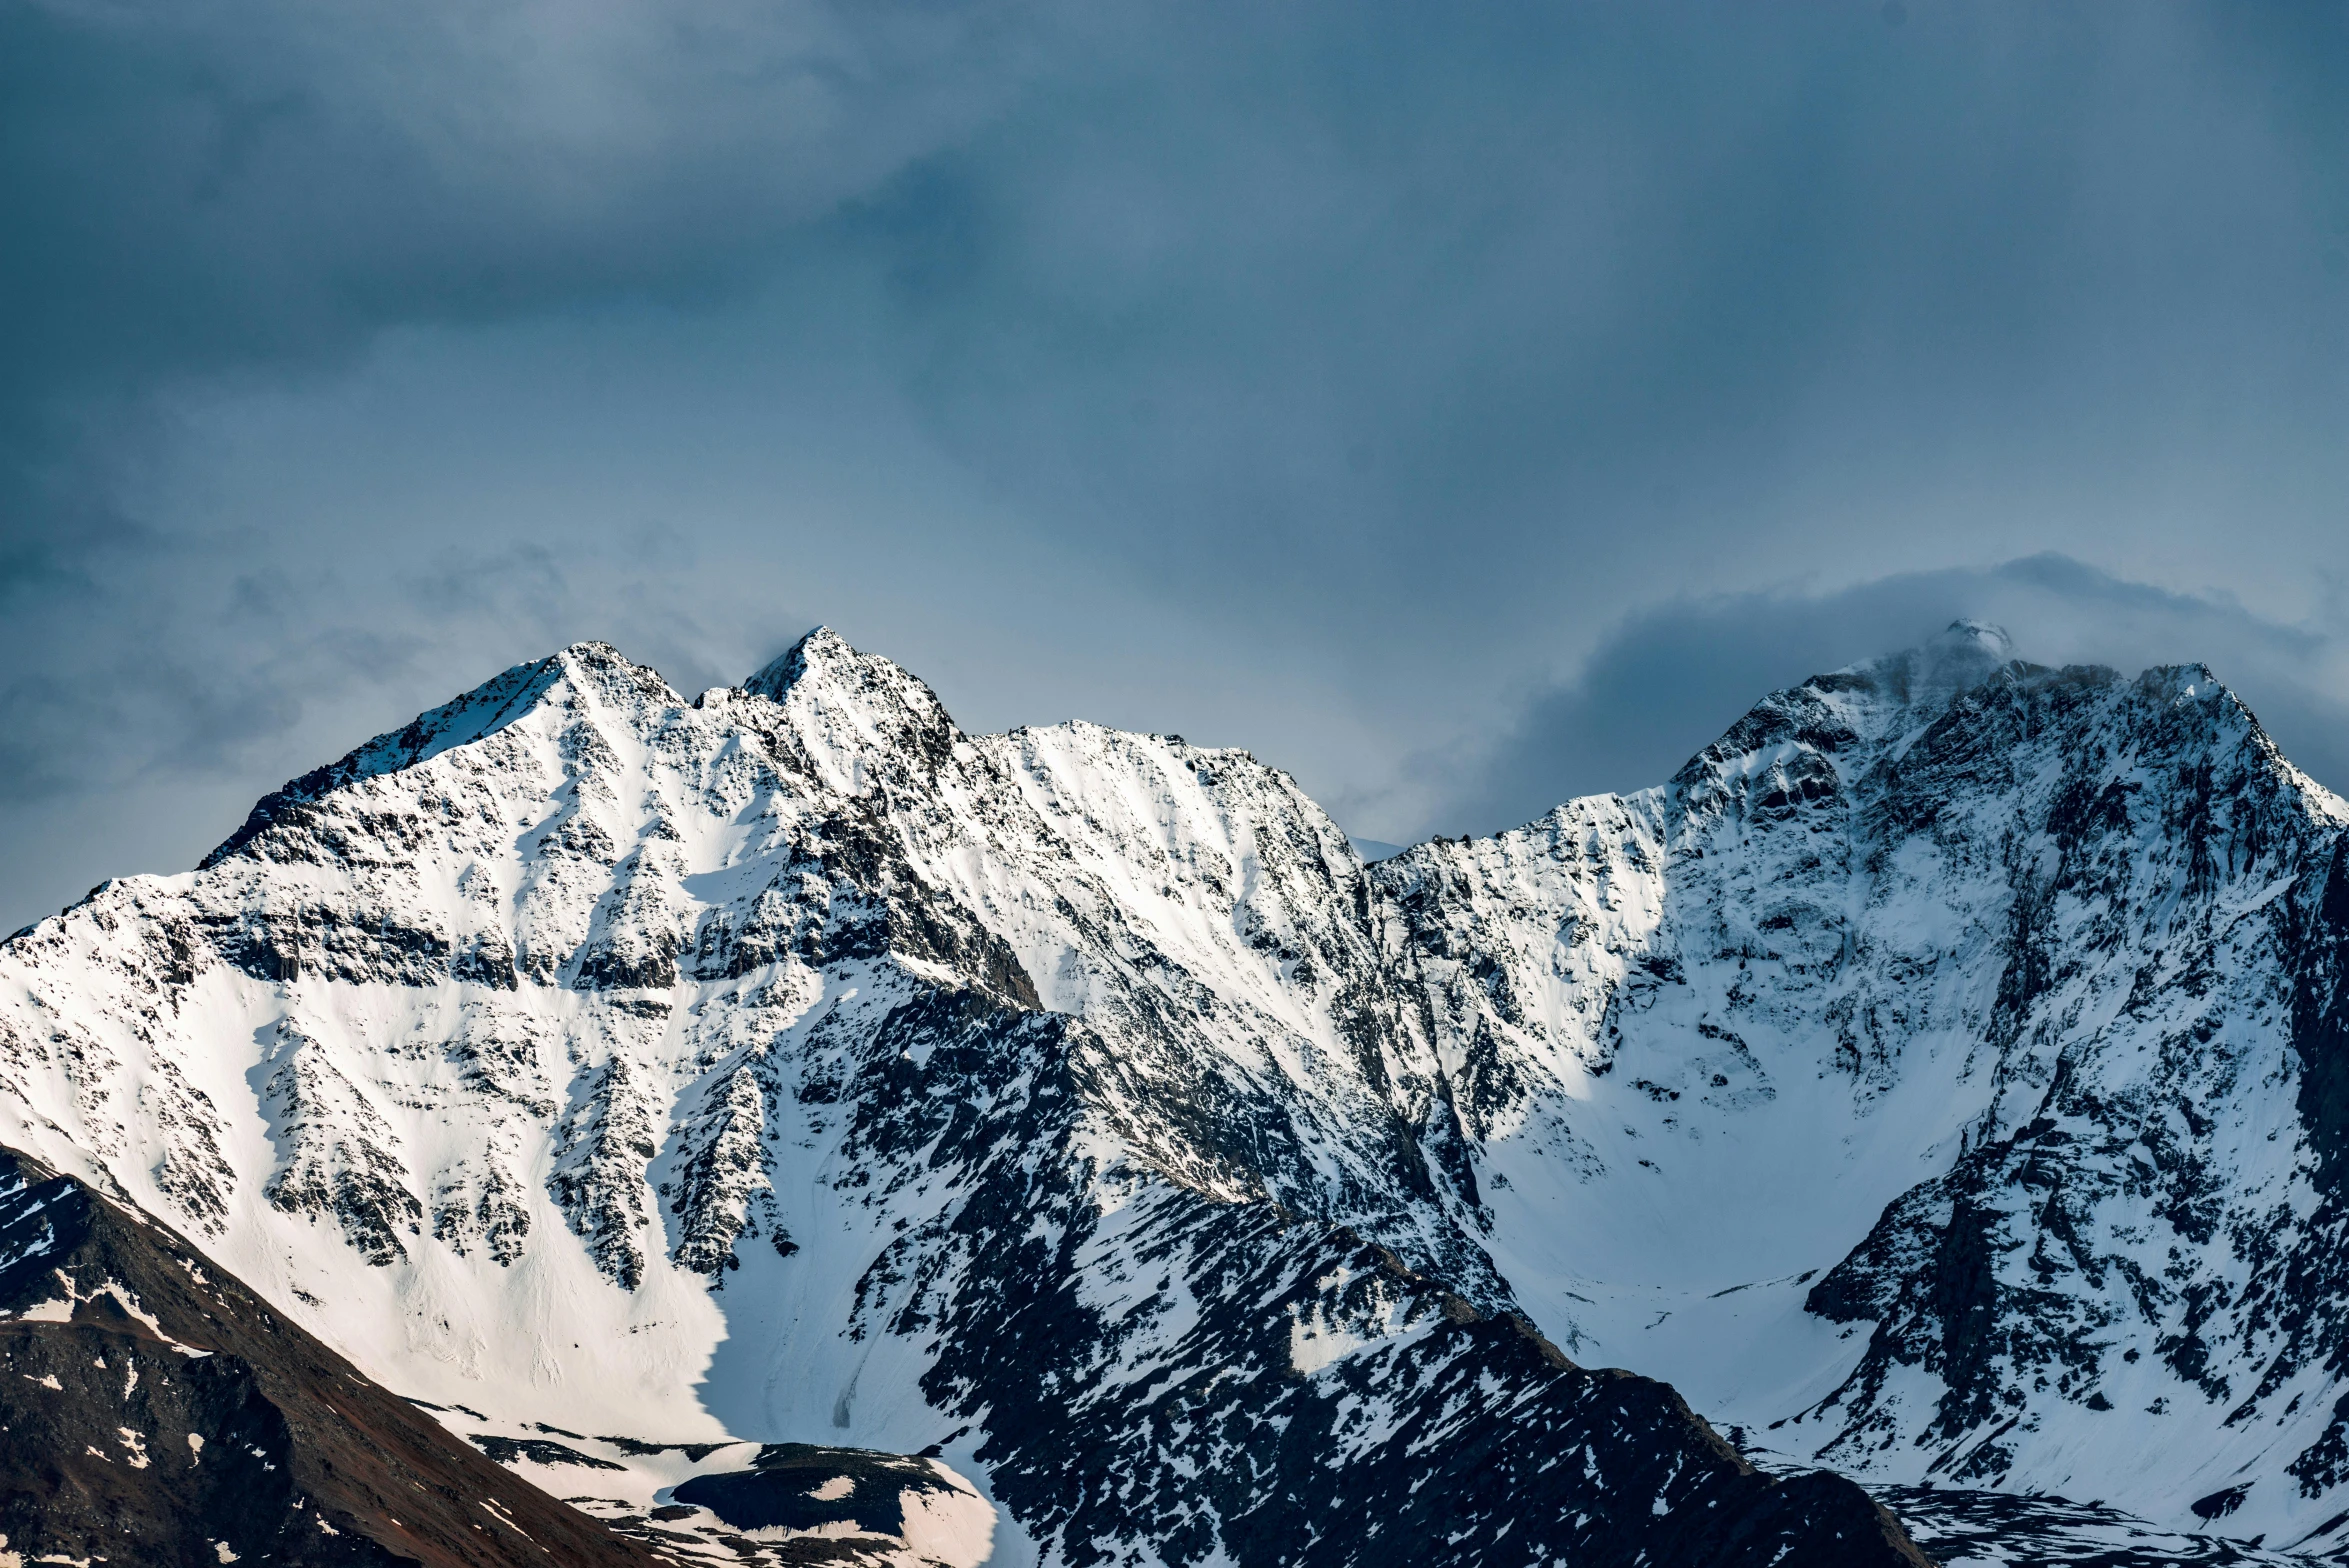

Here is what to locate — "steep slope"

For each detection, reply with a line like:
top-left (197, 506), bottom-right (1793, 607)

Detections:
top-left (1378, 622), bottom-right (2349, 1552)
top-left (0, 630), bottom-right (1921, 1566)
top-left (0, 1144), bottom-right (660, 1567)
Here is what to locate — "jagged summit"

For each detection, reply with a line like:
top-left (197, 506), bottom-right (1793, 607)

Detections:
top-left (736, 624), bottom-right (960, 793)
top-left (199, 639), bottom-right (693, 872)
top-left (740, 624), bottom-right (949, 717)
top-left (204, 629), bottom-right (933, 874)
top-left (737, 624), bottom-right (840, 699)
top-left (1656, 620), bottom-right (2296, 834)
top-left (1938, 615), bottom-right (2013, 657)
top-left (742, 624), bottom-right (856, 700)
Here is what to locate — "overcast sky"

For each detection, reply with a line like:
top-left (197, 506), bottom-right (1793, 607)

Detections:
top-left (3, 1), bottom-right (2346, 931)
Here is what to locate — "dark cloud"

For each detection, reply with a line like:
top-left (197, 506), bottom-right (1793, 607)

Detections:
top-left (0, 0), bottom-right (1079, 404)
top-left (2, 1), bottom-right (2345, 930)
top-left (864, 3), bottom-right (2347, 638)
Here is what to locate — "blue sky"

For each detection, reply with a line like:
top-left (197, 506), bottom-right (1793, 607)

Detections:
top-left (3, 1), bottom-right (2345, 931)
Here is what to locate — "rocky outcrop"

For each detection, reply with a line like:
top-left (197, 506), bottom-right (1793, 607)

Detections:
top-left (0, 1145), bottom-right (659, 1568)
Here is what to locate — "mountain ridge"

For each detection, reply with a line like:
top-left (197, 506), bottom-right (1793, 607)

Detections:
top-left (7, 619), bottom-right (2346, 1562)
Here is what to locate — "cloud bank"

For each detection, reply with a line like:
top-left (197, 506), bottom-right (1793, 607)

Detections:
top-left (2, 2), bottom-right (2344, 929)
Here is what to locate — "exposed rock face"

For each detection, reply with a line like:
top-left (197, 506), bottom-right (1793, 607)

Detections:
top-left (452, 1427), bottom-right (1004, 1566)
top-left (29, 616), bottom-right (2349, 1560)
top-left (671, 1444), bottom-right (972, 1541)
top-left (0, 1146), bottom-right (659, 1568)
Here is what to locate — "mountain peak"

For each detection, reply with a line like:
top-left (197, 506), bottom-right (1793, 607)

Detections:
top-left (742, 625), bottom-right (853, 702)
top-left (1929, 616), bottom-right (2013, 662)
top-left (741, 626), bottom-right (959, 788)
top-left (1905, 617), bottom-right (2016, 701)
top-left (198, 652), bottom-right (573, 869)
top-left (1818, 617), bottom-right (2019, 716)
top-left (742, 625), bottom-right (945, 720)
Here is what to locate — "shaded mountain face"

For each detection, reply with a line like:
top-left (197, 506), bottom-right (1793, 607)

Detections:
top-left (15, 616), bottom-right (2342, 1560)
top-left (0, 1146), bottom-right (659, 1568)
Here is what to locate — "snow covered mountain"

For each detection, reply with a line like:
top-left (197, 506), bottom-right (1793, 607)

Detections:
top-left (1376, 620), bottom-right (2349, 1555)
top-left (11, 617), bottom-right (2349, 1562)
top-left (0, 628), bottom-right (1922, 1566)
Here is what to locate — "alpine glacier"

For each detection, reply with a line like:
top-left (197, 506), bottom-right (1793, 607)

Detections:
top-left (5, 618), bottom-right (2343, 1562)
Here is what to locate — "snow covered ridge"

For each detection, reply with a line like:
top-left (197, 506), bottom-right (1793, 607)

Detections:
top-left (0, 627), bottom-right (1927, 1565)
top-left (3, 618), bottom-right (2340, 1561)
